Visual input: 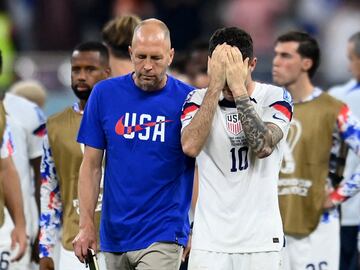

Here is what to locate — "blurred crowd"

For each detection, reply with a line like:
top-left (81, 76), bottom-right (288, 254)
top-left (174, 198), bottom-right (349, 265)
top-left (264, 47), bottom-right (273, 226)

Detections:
top-left (0, 0), bottom-right (359, 112)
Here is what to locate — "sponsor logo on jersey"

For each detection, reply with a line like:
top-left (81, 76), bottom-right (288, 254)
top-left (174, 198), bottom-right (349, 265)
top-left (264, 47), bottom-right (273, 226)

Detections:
top-left (269, 101), bottom-right (293, 121)
top-left (115, 113), bottom-right (172, 142)
top-left (226, 113), bottom-right (243, 135)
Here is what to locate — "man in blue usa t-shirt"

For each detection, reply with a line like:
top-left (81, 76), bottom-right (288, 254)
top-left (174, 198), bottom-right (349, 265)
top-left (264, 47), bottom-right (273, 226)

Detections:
top-left (73, 18), bottom-right (195, 270)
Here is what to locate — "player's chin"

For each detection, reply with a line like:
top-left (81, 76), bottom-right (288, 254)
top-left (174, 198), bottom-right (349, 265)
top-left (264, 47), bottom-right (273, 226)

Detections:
top-left (140, 81), bottom-right (158, 92)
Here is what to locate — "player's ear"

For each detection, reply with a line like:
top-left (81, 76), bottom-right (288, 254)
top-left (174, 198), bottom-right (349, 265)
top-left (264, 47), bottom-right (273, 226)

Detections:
top-left (207, 56), bottom-right (212, 75)
top-left (301, 58), bottom-right (313, 73)
top-left (249, 57), bottom-right (257, 72)
top-left (128, 46), bottom-right (133, 59)
top-left (168, 48), bottom-right (175, 66)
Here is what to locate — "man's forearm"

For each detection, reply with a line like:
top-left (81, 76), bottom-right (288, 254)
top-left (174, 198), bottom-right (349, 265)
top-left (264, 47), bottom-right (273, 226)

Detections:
top-left (31, 156), bottom-right (42, 214)
top-left (1, 157), bottom-right (25, 228)
top-left (181, 88), bottom-right (221, 157)
top-left (78, 162), bottom-right (101, 228)
top-left (234, 96), bottom-right (281, 158)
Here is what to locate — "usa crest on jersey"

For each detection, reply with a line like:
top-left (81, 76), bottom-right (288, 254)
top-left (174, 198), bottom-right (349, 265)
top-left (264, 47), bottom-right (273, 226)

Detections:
top-left (226, 113), bottom-right (243, 135)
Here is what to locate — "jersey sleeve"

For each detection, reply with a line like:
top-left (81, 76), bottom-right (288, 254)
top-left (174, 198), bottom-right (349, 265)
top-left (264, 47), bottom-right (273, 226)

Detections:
top-left (181, 89), bottom-right (205, 131)
top-left (330, 105), bottom-right (360, 204)
top-left (262, 87), bottom-right (293, 135)
top-left (330, 162), bottom-right (360, 205)
top-left (77, 85), bottom-right (106, 149)
top-left (337, 105), bottom-right (360, 155)
top-left (39, 134), bottom-right (62, 259)
top-left (0, 124), bottom-right (14, 159)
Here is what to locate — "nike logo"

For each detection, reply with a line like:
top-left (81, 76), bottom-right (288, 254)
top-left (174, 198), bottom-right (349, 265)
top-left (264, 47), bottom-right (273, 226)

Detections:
top-left (115, 116), bottom-right (173, 136)
top-left (272, 113), bottom-right (286, 123)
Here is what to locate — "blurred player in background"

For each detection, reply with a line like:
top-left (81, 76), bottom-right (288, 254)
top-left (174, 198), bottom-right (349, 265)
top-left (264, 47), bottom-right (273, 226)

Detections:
top-left (39, 42), bottom-right (110, 270)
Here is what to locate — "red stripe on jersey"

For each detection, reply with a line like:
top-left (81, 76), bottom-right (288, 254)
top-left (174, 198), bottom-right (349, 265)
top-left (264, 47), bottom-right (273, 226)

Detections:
top-left (337, 105), bottom-right (350, 131)
top-left (181, 105), bottom-right (199, 120)
top-left (273, 104), bottom-right (292, 120)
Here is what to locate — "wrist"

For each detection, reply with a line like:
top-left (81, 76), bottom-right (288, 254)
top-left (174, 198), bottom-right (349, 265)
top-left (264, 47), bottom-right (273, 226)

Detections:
top-left (79, 220), bottom-right (95, 231)
top-left (208, 80), bottom-right (224, 93)
top-left (234, 94), bottom-right (249, 103)
top-left (231, 86), bottom-right (248, 99)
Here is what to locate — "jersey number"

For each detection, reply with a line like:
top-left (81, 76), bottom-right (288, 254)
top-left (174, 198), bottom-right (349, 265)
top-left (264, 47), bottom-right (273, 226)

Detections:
top-left (230, 146), bottom-right (249, 172)
top-left (306, 261), bottom-right (328, 270)
top-left (0, 251), bottom-right (10, 270)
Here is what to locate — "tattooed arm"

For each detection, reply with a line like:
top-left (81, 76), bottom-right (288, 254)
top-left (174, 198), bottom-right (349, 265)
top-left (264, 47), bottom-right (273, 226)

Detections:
top-left (181, 44), bottom-right (227, 157)
top-left (225, 46), bottom-right (284, 158)
top-left (235, 96), bottom-right (283, 158)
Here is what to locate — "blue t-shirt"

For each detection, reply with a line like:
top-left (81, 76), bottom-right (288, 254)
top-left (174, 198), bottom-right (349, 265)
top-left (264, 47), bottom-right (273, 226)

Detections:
top-left (77, 73), bottom-right (195, 252)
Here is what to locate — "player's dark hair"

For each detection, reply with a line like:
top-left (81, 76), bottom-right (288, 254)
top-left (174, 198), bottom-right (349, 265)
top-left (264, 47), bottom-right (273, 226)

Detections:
top-left (208, 27), bottom-right (253, 60)
top-left (276, 31), bottom-right (320, 78)
top-left (73, 41), bottom-right (109, 65)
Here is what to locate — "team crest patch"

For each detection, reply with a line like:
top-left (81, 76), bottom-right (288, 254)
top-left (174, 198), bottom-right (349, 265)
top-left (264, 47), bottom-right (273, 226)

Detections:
top-left (226, 113), bottom-right (242, 135)
top-left (283, 88), bottom-right (293, 104)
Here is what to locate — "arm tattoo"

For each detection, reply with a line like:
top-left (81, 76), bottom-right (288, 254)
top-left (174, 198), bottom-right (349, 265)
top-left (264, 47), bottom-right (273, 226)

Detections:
top-left (267, 123), bottom-right (284, 146)
top-left (235, 96), bottom-right (283, 156)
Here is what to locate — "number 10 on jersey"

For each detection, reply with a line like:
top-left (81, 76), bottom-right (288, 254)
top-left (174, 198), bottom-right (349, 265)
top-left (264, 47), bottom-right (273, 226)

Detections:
top-left (230, 146), bottom-right (249, 172)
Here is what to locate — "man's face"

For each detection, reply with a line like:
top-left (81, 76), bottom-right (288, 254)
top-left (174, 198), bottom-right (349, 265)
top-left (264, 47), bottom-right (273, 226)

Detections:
top-left (71, 51), bottom-right (109, 100)
top-left (272, 41), bottom-right (305, 88)
top-left (130, 34), bottom-right (174, 91)
top-left (347, 41), bottom-right (360, 81)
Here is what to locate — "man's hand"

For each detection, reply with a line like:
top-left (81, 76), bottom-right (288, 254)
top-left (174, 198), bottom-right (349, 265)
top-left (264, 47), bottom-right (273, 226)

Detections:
top-left (39, 257), bottom-right (55, 270)
top-left (182, 235), bottom-right (192, 262)
top-left (208, 44), bottom-right (227, 92)
top-left (72, 223), bottom-right (97, 263)
top-left (225, 46), bottom-right (249, 98)
top-left (323, 187), bottom-right (336, 210)
top-left (10, 226), bottom-right (27, 261)
top-left (31, 230), bottom-right (40, 263)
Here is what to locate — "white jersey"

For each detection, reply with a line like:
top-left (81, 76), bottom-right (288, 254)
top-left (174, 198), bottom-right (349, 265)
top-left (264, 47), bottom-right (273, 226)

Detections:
top-left (0, 125), bottom-right (13, 159)
top-left (2, 93), bottom-right (46, 239)
top-left (182, 82), bottom-right (292, 253)
top-left (329, 79), bottom-right (360, 226)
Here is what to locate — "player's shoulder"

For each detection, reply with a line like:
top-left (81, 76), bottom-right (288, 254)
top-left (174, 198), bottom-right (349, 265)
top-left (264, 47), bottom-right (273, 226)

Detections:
top-left (184, 88), bottom-right (207, 104)
top-left (255, 82), bottom-right (292, 106)
top-left (167, 74), bottom-right (195, 93)
top-left (47, 107), bottom-right (73, 126)
top-left (328, 79), bottom-right (357, 96)
top-left (4, 93), bottom-right (46, 126)
top-left (320, 91), bottom-right (345, 107)
top-left (4, 92), bottom-right (38, 110)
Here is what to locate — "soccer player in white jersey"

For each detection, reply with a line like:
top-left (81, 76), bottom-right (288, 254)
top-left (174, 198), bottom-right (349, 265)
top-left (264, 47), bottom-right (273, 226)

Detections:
top-left (328, 31), bottom-right (360, 270)
top-left (0, 88), bottom-right (46, 269)
top-left (181, 27), bottom-right (293, 270)
top-left (0, 50), bottom-right (27, 267)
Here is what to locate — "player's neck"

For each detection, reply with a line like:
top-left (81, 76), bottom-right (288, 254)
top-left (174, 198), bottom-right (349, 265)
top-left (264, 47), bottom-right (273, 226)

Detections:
top-left (246, 79), bottom-right (256, 97)
top-left (287, 75), bottom-right (314, 103)
top-left (78, 100), bottom-right (86, 111)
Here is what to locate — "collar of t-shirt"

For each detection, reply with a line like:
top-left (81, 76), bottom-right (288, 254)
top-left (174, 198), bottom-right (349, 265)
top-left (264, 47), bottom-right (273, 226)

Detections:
top-left (348, 81), bottom-right (360, 93)
top-left (296, 87), bottom-right (322, 104)
top-left (72, 102), bottom-right (83, 115)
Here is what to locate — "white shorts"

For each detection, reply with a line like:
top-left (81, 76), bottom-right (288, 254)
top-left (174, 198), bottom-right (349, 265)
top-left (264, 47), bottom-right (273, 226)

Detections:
top-left (0, 210), bottom-right (32, 270)
top-left (188, 249), bottom-right (282, 270)
top-left (59, 245), bottom-right (107, 270)
top-left (283, 211), bottom-right (340, 270)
